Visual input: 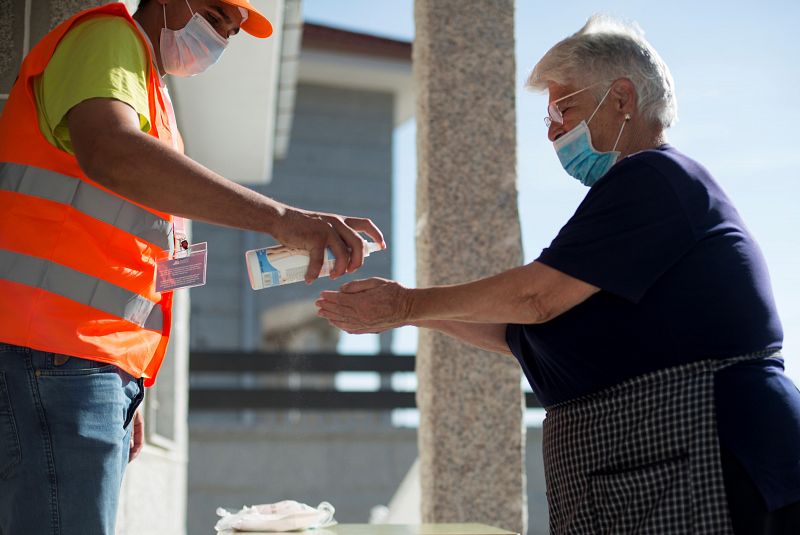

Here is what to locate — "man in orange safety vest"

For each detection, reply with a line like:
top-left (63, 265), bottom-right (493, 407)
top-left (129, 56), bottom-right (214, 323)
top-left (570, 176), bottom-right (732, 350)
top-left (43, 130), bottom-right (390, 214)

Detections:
top-left (0, 1), bottom-right (384, 533)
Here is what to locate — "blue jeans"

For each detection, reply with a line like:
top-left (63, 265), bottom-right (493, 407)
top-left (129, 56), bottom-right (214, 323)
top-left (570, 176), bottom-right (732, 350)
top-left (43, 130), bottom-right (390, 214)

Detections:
top-left (0, 344), bottom-right (143, 535)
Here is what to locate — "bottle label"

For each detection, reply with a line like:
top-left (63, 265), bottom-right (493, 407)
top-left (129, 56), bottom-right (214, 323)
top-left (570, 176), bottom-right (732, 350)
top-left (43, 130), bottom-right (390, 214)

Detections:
top-left (254, 247), bottom-right (335, 288)
top-left (246, 242), bottom-right (381, 290)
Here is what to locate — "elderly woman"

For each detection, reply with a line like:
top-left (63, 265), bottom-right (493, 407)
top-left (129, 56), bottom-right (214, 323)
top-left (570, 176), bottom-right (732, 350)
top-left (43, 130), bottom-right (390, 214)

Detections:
top-left (316, 15), bottom-right (800, 534)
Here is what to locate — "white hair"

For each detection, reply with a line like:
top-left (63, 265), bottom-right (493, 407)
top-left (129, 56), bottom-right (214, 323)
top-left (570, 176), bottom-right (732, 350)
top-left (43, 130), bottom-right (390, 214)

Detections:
top-left (527, 14), bottom-right (677, 129)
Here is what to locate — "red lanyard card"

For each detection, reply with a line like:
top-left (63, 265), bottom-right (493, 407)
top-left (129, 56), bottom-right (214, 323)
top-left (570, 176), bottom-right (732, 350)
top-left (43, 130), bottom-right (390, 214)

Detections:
top-left (155, 241), bottom-right (208, 293)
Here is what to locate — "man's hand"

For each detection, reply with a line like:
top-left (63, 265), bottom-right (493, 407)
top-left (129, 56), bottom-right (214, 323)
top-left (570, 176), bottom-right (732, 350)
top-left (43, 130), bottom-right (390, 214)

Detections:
top-left (275, 209), bottom-right (385, 283)
top-left (315, 278), bottom-right (411, 333)
top-left (129, 409), bottom-right (144, 463)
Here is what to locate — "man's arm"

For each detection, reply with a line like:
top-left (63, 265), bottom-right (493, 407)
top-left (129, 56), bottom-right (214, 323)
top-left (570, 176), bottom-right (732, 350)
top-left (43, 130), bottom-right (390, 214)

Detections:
top-left (67, 97), bottom-right (384, 281)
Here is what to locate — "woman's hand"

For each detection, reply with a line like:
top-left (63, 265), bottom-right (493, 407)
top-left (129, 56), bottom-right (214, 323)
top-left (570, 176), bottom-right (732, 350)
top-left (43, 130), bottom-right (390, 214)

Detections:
top-left (315, 278), bottom-right (412, 333)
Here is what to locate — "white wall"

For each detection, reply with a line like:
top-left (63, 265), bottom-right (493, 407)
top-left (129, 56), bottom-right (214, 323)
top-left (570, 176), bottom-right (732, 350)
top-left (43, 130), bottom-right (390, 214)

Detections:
top-left (169, 0), bottom-right (286, 185)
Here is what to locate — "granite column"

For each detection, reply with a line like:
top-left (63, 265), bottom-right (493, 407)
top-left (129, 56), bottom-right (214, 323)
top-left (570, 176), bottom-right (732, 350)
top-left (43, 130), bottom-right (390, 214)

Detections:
top-left (414, 1), bottom-right (526, 533)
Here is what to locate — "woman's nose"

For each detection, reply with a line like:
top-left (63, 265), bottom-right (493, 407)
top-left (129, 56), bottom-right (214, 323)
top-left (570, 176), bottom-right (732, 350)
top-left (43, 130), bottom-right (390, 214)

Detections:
top-left (548, 122), bottom-right (562, 142)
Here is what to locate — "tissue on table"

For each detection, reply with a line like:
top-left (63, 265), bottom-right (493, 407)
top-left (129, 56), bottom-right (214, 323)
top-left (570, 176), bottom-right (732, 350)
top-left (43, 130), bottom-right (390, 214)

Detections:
top-left (214, 500), bottom-right (336, 532)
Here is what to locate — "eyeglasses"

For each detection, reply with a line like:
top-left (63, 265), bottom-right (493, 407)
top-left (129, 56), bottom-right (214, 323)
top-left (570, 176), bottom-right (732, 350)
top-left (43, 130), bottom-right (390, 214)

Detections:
top-left (544, 81), bottom-right (606, 128)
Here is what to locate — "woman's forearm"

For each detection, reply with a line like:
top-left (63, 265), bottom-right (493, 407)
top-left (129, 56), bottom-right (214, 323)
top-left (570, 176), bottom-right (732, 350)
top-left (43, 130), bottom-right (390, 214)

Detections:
top-left (415, 320), bottom-right (513, 355)
top-left (407, 267), bottom-right (547, 325)
top-left (406, 261), bottom-right (599, 326)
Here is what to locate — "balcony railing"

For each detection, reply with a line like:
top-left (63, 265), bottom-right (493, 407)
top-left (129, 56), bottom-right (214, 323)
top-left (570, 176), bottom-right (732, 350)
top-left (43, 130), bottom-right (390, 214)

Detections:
top-left (189, 351), bottom-right (542, 410)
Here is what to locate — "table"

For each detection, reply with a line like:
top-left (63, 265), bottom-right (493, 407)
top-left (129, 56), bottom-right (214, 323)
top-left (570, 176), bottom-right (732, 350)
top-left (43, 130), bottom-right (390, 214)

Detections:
top-left (219, 524), bottom-right (518, 535)
top-left (318, 525), bottom-right (517, 535)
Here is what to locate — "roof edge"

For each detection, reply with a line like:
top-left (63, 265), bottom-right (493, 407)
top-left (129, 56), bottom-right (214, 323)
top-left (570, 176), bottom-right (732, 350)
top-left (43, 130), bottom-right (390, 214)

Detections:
top-left (302, 22), bottom-right (412, 61)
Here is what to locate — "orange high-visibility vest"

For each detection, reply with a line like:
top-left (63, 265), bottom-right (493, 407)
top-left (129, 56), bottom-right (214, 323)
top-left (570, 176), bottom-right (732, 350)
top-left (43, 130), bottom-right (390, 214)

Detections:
top-left (0, 3), bottom-right (182, 386)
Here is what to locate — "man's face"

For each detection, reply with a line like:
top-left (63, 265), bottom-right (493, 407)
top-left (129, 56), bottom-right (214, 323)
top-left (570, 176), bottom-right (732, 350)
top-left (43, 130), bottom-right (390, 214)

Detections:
top-left (546, 81), bottom-right (620, 153)
top-left (164, 0), bottom-right (244, 40)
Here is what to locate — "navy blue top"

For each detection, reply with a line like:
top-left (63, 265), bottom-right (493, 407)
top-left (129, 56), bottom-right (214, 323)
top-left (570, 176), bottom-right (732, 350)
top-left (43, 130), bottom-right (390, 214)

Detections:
top-left (507, 144), bottom-right (800, 510)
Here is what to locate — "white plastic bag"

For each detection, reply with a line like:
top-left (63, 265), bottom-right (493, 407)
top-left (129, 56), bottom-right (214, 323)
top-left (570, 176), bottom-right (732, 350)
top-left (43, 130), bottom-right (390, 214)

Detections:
top-left (215, 500), bottom-right (336, 532)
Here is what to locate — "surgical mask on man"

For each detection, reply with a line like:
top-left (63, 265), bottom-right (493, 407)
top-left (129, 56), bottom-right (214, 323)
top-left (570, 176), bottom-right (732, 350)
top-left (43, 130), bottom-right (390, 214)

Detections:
top-left (160, 0), bottom-right (228, 77)
top-left (552, 86), bottom-right (630, 187)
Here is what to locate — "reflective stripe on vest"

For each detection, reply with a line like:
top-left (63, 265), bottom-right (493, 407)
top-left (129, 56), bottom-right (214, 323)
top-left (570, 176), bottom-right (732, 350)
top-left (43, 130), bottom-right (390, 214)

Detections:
top-left (0, 248), bottom-right (163, 331)
top-left (0, 162), bottom-right (171, 250)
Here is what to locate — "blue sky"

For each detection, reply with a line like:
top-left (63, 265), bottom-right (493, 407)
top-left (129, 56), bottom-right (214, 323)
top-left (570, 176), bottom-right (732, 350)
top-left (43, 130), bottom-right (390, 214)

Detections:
top-left (304, 1), bottom-right (800, 386)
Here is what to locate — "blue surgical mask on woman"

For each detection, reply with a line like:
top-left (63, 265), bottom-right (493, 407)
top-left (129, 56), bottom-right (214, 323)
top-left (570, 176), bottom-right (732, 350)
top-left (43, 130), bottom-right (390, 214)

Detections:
top-left (553, 86), bottom-right (630, 187)
top-left (160, 0), bottom-right (229, 77)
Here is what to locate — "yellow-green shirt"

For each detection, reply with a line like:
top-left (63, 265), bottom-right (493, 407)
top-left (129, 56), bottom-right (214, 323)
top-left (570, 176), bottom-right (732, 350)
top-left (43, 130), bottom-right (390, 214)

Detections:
top-left (34, 15), bottom-right (152, 154)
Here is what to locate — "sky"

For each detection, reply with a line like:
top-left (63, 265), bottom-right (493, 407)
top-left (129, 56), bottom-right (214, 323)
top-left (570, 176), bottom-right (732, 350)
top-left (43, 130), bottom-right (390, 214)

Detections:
top-left (303, 1), bottom-right (800, 389)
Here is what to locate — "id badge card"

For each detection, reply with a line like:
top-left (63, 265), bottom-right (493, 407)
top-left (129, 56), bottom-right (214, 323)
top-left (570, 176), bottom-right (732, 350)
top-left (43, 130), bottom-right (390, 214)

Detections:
top-left (156, 241), bottom-right (208, 293)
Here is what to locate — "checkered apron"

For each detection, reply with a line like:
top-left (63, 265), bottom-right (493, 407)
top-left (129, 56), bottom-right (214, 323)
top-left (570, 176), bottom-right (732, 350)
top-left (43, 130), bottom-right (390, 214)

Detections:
top-left (542, 350), bottom-right (779, 534)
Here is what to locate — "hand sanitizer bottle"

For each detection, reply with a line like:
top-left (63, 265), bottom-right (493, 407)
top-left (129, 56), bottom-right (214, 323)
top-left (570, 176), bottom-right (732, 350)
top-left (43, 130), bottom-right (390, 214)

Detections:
top-left (245, 242), bottom-right (383, 290)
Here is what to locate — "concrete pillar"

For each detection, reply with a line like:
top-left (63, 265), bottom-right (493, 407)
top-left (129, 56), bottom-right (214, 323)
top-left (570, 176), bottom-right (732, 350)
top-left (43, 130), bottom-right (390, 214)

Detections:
top-left (1, 1), bottom-right (131, 112)
top-left (30, 0), bottom-right (109, 45)
top-left (0, 1), bottom-right (23, 111)
top-left (414, 1), bottom-right (526, 534)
